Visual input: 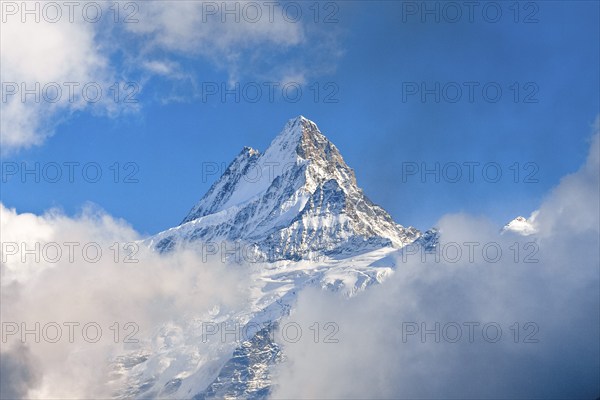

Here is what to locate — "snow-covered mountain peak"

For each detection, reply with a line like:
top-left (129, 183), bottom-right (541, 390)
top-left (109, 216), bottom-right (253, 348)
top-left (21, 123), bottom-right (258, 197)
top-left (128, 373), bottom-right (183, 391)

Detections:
top-left (132, 118), bottom-right (430, 397)
top-left (267, 115), bottom-right (358, 192)
top-left (154, 116), bottom-right (420, 260)
top-left (262, 115), bottom-right (317, 153)
top-left (281, 114), bottom-right (318, 136)
top-left (182, 116), bottom-right (353, 223)
top-left (263, 116), bottom-right (336, 164)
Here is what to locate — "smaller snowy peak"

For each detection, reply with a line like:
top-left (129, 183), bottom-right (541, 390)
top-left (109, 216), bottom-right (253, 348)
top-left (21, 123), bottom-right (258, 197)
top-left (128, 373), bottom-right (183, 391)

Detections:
top-left (242, 146), bottom-right (260, 157)
top-left (502, 213), bottom-right (538, 236)
top-left (181, 146), bottom-right (261, 224)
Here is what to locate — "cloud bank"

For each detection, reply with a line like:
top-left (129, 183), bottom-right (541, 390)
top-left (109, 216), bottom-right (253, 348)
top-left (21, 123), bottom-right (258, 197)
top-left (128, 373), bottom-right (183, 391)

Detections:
top-left (0, 204), bottom-right (250, 398)
top-left (270, 122), bottom-right (600, 399)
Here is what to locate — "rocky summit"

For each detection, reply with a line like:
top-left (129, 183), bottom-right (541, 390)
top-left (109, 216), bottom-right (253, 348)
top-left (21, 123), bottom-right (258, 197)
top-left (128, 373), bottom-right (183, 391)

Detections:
top-left (149, 116), bottom-right (420, 261)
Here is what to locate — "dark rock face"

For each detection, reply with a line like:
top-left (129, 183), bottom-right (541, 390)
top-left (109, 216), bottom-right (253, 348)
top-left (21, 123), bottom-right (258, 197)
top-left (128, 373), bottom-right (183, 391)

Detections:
top-left (194, 325), bottom-right (283, 400)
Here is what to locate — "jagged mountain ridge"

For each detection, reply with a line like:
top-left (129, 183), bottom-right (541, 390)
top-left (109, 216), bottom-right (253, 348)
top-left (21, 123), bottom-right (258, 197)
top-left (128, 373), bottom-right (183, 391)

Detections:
top-left (122, 116), bottom-right (438, 399)
top-left (150, 116), bottom-right (419, 260)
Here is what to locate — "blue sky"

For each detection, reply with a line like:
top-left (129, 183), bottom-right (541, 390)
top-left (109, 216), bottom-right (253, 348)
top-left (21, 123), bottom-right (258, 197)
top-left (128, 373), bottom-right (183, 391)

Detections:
top-left (2, 0), bottom-right (599, 235)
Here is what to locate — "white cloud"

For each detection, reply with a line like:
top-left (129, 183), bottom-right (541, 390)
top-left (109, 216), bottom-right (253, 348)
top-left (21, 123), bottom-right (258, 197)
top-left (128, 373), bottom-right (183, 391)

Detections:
top-left (1, 1), bottom-right (342, 152)
top-left (0, 204), bottom-right (250, 398)
top-left (0, 10), bottom-right (119, 152)
top-left (123, 1), bottom-right (339, 85)
top-left (126, 1), bottom-right (304, 52)
top-left (142, 60), bottom-right (179, 76)
top-left (532, 117), bottom-right (600, 236)
top-left (270, 121), bottom-right (600, 399)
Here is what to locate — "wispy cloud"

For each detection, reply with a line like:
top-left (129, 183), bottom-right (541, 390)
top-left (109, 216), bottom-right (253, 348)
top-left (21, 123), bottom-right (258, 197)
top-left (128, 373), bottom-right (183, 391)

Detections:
top-left (1, 1), bottom-right (343, 152)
